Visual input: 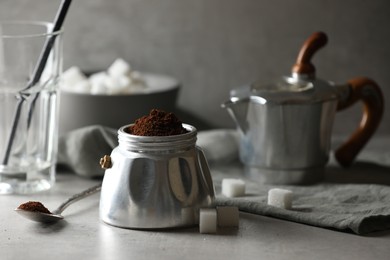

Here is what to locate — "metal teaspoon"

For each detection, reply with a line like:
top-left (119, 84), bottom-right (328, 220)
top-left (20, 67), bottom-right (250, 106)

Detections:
top-left (15, 183), bottom-right (101, 224)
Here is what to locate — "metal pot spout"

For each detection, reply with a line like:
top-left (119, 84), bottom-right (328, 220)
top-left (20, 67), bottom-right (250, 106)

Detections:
top-left (221, 98), bottom-right (250, 134)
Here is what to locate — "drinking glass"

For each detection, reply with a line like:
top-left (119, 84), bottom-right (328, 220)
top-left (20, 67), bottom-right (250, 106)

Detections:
top-left (0, 21), bottom-right (62, 194)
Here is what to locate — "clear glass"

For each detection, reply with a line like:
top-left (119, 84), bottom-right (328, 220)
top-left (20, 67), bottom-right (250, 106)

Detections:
top-left (0, 21), bottom-right (62, 194)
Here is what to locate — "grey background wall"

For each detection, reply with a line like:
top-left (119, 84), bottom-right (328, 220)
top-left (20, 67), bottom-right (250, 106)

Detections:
top-left (1, 0), bottom-right (389, 136)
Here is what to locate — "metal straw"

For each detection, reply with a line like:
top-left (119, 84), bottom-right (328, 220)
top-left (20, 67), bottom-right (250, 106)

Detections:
top-left (2, 0), bottom-right (73, 165)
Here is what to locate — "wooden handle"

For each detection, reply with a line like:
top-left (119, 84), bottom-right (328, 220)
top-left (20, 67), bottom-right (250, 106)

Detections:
top-left (292, 32), bottom-right (328, 75)
top-left (335, 77), bottom-right (384, 167)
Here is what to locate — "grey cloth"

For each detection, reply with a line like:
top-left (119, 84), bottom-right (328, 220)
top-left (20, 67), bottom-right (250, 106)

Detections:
top-left (57, 126), bottom-right (390, 234)
top-left (58, 125), bottom-right (117, 178)
top-left (213, 163), bottom-right (390, 235)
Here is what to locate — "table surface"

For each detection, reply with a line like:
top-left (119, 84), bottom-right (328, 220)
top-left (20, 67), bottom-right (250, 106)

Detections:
top-left (1, 170), bottom-right (390, 260)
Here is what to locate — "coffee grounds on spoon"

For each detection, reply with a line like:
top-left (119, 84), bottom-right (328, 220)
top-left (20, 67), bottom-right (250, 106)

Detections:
top-left (18, 201), bottom-right (52, 214)
top-left (128, 109), bottom-right (188, 136)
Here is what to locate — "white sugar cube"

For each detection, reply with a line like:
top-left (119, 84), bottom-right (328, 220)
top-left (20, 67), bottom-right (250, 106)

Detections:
top-left (108, 58), bottom-right (131, 77)
top-left (221, 178), bottom-right (245, 198)
top-left (89, 71), bottom-right (109, 85)
top-left (61, 66), bottom-right (87, 86)
top-left (267, 188), bottom-right (293, 209)
top-left (72, 80), bottom-right (91, 93)
top-left (90, 81), bottom-right (107, 95)
top-left (89, 72), bottom-right (109, 94)
top-left (199, 208), bottom-right (217, 234)
top-left (217, 206), bottom-right (239, 227)
top-left (105, 75), bottom-right (132, 94)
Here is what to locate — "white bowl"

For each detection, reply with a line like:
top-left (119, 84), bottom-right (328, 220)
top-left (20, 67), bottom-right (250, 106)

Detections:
top-left (59, 73), bottom-right (180, 134)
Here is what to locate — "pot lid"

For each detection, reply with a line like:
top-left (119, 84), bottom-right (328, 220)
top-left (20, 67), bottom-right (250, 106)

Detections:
top-left (230, 32), bottom-right (339, 104)
top-left (246, 75), bottom-right (338, 104)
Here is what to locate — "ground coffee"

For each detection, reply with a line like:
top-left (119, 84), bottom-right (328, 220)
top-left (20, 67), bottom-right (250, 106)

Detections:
top-left (128, 109), bottom-right (188, 136)
top-left (18, 201), bottom-right (52, 214)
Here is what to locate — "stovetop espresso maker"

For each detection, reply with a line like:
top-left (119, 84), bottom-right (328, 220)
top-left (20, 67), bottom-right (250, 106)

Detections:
top-left (223, 32), bottom-right (384, 184)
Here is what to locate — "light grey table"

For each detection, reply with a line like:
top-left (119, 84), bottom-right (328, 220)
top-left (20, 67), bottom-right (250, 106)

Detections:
top-left (1, 170), bottom-right (390, 260)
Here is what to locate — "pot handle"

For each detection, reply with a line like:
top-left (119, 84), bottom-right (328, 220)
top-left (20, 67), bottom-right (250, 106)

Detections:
top-left (335, 77), bottom-right (384, 167)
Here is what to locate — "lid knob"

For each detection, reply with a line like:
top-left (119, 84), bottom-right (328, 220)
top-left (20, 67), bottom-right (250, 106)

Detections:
top-left (292, 32), bottom-right (328, 77)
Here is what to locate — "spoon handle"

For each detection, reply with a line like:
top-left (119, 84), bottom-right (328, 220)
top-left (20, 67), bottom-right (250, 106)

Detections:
top-left (53, 183), bottom-right (102, 214)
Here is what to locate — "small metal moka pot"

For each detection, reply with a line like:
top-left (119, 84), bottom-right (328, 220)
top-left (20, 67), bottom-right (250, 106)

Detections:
top-left (99, 124), bottom-right (215, 229)
top-left (222, 32), bottom-right (384, 185)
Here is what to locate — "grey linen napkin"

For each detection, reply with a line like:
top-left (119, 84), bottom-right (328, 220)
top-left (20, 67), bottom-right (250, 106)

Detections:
top-left (58, 126), bottom-right (390, 234)
top-left (58, 125), bottom-right (117, 177)
top-left (213, 163), bottom-right (390, 235)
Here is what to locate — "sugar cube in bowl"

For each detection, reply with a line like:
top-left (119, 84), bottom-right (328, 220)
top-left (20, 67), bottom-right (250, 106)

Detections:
top-left (59, 70), bottom-right (180, 134)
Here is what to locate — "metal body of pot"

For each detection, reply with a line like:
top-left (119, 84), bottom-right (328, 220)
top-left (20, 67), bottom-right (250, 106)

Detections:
top-left (223, 32), bottom-right (384, 184)
top-left (225, 77), bottom-right (343, 184)
top-left (99, 124), bottom-right (215, 229)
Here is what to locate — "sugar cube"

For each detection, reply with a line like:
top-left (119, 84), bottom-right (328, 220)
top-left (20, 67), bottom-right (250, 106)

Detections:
top-left (221, 178), bottom-right (245, 198)
top-left (108, 58), bottom-right (132, 77)
top-left (267, 188), bottom-right (293, 209)
top-left (61, 66), bottom-right (88, 92)
top-left (72, 80), bottom-right (91, 93)
top-left (199, 208), bottom-right (217, 234)
top-left (89, 71), bottom-right (109, 85)
top-left (90, 81), bottom-right (107, 95)
top-left (217, 206), bottom-right (239, 227)
top-left (105, 75), bottom-right (132, 94)
top-left (61, 66), bottom-right (88, 86)
top-left (89, 72), bottom-right (109, 94)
